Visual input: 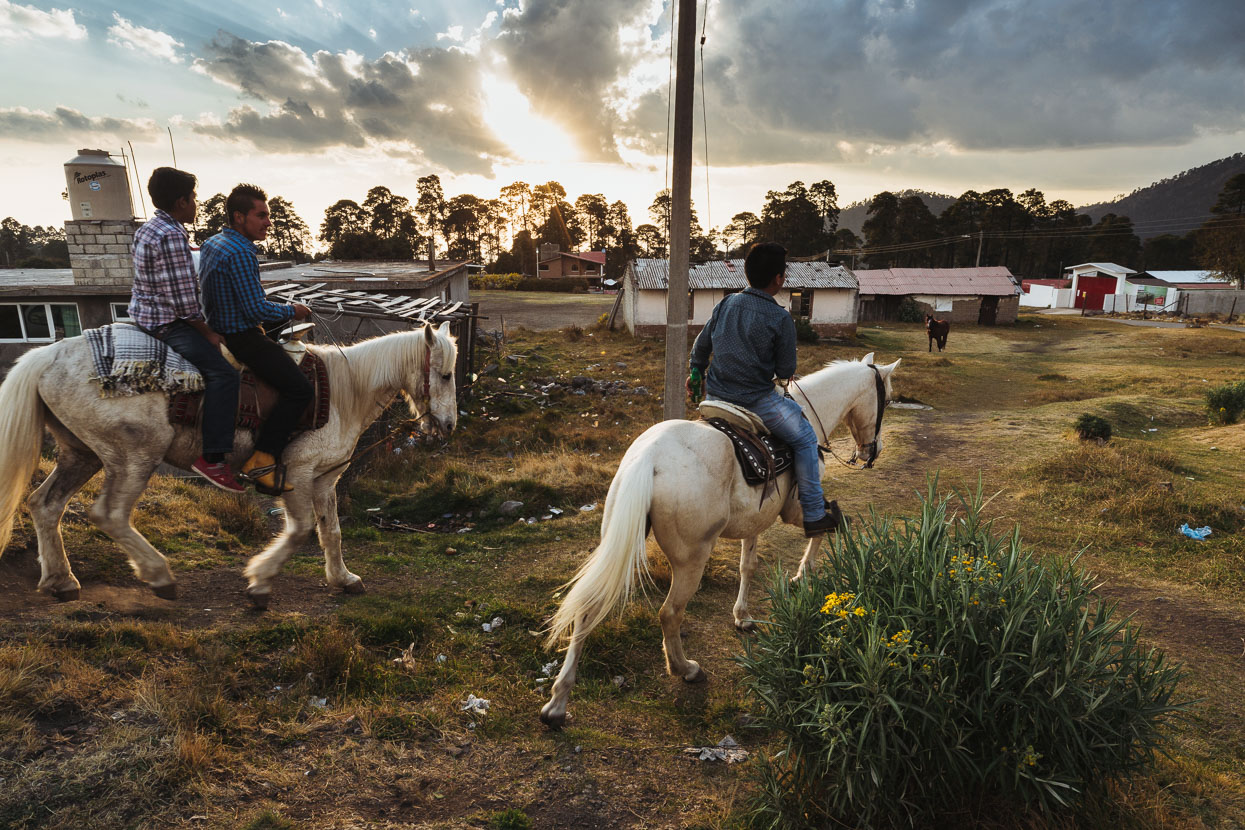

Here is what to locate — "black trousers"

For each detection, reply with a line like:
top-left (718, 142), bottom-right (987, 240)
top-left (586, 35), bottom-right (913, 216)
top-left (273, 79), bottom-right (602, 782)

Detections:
top-left (223, 327), bottom-right (313, 458)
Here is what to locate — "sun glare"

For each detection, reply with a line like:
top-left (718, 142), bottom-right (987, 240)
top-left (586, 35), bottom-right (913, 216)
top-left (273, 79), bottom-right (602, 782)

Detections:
top-left (481, 74), bottom-right (579, 165)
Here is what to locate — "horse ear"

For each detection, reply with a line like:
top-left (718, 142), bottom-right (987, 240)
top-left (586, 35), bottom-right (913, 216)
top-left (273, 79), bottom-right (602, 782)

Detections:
top-left (423, 323), bottom-right (435, 345)
top-left (437, 320), bottom-right (452, 336)
top-left (879, 358), bottom-right (901, 378)
top-left (860, 351), bottom-right (875, 365)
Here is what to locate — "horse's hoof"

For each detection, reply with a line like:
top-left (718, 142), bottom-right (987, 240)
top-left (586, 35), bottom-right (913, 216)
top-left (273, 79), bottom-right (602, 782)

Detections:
top-left (246, 588), bottom-right (271, 610)
top-left (539, 709), bottom-right (567, 730)
top-left (341, 579), bottom-right (366, 595)
top-left (734, 619), bottom-right (756, 633)
top-left (53, 588), bottom-right (80, 602)
top-left (683, 666), bottom-right (707, 684)
top-left (151, 583), bottom-right (177, 601)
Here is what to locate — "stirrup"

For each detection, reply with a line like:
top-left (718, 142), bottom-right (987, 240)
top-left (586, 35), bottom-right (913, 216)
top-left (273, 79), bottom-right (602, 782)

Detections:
top-left (240, 463), bottom-right (291, 496)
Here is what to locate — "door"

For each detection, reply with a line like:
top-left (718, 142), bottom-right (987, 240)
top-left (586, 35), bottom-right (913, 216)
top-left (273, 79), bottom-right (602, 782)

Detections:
top-left (977, 295), bottom-right (998, 325)
top-left (1074, 275), bottom-right (1116, 310)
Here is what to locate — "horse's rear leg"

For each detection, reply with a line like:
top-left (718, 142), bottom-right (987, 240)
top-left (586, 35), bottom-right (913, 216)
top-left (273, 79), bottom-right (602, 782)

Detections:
top-left (733, 537), bottom-right (760, 632)
top-left (313, 477), bottom-right (364, 594)
top-left (540, 616), bottom-right (595, 729)
top-left (89, 459), bottom-right (176, 598)
top-left (659, 546), bottom-right (711, 682)
top-left (792, 536), bottom-right (825, 582)
top-left (27, 447), bottom-right (101, 601)
top-left (244, 479), bottom-right (314, 608)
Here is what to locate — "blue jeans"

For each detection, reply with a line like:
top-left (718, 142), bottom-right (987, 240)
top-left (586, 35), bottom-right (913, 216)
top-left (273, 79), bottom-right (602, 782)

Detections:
top-left (726, 390), bottom-right (825, 522)
top-left (156, 320), bottom-right (240, 455)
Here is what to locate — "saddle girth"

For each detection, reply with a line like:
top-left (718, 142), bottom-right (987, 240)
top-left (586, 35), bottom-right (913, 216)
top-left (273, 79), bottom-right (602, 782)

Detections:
top-left (168, 351), bottom-right (331, 434)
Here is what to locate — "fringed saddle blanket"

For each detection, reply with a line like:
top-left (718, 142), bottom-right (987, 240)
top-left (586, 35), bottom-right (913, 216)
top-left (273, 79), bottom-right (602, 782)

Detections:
top-left (703, 417), bottom-right (794, 487)
top-left (84, 324), bottom-right (204, 398)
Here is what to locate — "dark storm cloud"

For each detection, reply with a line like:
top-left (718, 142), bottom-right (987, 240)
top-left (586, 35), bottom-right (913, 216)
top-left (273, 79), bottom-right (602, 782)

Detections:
top-left (0, 106), bottom-right (157, 139)
top-left (191, 32), bottom-right (512, 173)
top-left (650, 0), bottom-right (1245, 163)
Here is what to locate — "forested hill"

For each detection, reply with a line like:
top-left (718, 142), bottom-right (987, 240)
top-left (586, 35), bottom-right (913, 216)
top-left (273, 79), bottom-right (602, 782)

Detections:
top-left (1079, 153), bottom-right (1245, 239)
top-left (839, 190), bottom-right (956, 236)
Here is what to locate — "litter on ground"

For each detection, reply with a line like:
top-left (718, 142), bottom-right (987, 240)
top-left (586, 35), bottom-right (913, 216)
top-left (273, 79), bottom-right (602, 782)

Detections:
top-left (1180, 523), bottom-right (1213, 541)
top-left (683, 735), bottom-right (749, 763)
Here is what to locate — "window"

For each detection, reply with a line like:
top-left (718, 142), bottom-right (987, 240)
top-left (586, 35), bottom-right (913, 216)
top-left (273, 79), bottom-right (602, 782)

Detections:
top-left (538, 262), bottom-right (550, 271)
top-left (789, 289), bottom-right (812, 319)
top-left (111, 302), bottom-right (134, 323)
top-left (934, 296), bottom-right (953, 312)
top-left (0, 303), bottom-right (81, 342)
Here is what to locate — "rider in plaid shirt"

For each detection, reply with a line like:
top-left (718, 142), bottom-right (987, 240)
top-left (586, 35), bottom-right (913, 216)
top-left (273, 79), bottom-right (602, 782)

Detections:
top-left (199, 184), bottom-right (310, 496)
top-left (128, 167), bottom-right (244, 493)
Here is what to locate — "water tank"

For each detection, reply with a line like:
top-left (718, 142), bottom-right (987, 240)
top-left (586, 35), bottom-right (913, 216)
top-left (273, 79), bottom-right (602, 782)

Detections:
top-left (64, 149), bottom-right (134, 221)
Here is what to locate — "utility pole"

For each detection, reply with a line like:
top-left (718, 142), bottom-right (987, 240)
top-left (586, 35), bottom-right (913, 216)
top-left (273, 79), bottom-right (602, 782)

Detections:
top-left (662, 0), bottom-right (697, 421)
top-left (974, 231), bottom-right (984, 268)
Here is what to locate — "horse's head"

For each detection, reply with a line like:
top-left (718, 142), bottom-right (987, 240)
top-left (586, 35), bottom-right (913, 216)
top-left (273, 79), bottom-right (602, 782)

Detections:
top-left (845, 353), bottom-right (900, 468)
top-left (406, 321), bottom-right (458, 439)
top-left (924, 314), bottom-right (933, 329)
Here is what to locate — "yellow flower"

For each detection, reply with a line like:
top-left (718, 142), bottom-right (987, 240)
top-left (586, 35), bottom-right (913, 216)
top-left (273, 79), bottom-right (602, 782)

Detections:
top-left (836, 608), bottom-right (849, 619)
top-left (853, 607), bottom-right (867, 617)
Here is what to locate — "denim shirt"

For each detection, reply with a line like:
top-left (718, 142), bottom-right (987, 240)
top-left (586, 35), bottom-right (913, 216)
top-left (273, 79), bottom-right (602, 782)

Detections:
top-left (689, 288), bottom-right (797, 407)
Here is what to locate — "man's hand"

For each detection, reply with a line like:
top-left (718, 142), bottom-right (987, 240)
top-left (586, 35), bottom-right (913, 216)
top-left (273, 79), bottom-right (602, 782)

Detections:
top-left (292, 303), bottom-right (312, 321)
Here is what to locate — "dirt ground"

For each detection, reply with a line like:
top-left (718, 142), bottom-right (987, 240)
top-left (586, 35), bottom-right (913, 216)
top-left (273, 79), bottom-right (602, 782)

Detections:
top-left (473, 290), bottom-right (617, 332)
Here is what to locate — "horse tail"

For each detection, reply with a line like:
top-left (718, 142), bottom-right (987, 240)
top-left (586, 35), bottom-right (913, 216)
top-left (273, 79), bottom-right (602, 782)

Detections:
top-left (0, 344), bottom-right (53, 556)
top-left (545, 440), bottom-right (656, 649)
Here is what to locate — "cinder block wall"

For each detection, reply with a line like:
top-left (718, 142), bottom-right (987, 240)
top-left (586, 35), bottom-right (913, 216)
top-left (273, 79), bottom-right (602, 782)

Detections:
top-left (66, 219), bottom-right (141, 285)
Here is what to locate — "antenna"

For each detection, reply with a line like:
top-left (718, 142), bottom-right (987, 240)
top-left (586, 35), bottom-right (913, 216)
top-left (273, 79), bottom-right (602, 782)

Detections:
top-left (128, 140), bottom-right (148, 217)
top-left (167, 126), bottom-right (177, 167)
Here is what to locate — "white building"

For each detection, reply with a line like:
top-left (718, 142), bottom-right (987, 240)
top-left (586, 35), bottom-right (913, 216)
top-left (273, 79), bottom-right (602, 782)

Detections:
top-left (618, 258), bottom-right (858, 337)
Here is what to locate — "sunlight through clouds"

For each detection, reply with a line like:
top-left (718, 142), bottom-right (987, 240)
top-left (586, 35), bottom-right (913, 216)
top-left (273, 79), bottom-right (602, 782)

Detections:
top-left (481, 73), bottom-right (578, 165)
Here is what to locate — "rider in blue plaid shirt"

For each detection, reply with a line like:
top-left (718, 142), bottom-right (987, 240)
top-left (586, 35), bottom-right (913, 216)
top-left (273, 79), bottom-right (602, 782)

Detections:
top-left (200, 184), bottom-right (310, 495)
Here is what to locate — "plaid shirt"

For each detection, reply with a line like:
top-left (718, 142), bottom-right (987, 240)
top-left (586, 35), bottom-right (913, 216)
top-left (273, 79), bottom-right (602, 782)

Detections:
top-left (199, 228), bottom-right (295, 335)
top-left (690, 288), bottom-right (797, 407)
top-left (128, 209), bottom-right (202, 330)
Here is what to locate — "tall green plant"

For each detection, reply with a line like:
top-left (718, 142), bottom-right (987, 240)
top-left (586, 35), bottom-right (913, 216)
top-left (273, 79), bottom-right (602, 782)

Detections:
top-left (1205, 378), bottom-right (1245, 425)
top-left (738, 484), bottom-right (1185, 828)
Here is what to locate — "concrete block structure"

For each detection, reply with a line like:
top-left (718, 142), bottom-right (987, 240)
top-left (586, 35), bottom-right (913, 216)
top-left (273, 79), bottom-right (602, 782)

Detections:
top-left (65, 219), bottom-right (141, 285)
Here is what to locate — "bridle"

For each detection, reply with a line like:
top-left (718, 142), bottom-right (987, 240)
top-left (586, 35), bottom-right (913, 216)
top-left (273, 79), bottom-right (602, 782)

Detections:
top-left (790, 364), bottom-right (888, 470)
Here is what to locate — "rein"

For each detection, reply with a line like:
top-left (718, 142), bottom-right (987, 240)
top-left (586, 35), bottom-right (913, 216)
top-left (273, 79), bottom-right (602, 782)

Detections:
top-left (790, 365), bottom-right (888, 470)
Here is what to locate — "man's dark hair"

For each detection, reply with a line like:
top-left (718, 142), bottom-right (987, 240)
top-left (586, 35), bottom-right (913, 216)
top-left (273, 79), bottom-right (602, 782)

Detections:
top-left (744, 242), bottom-right (787, 289)
top-left (147, 167), bottom-right (196, 212)
top-left (226, 183), bottom-right (268, 228)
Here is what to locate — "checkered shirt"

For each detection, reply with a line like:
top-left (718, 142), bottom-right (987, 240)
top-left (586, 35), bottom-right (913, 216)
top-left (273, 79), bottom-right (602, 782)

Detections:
top-left (127, 209), bottom-right (203, 331)
top-left (199, 228), bottom-right (296, 335)
top-left (689, 288), bottom-right (797, 407)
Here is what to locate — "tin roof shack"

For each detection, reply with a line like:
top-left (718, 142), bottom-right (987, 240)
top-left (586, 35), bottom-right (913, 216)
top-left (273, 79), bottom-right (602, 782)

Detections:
top-left (618, 258), bottom-right (858, 338)
top-left (854, 266), bottom-right (1019, 325)
top-left (261, 260), bottom-right (476, 383)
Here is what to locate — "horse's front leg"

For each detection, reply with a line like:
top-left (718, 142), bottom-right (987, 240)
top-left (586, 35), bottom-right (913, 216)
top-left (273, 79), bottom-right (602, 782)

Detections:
top-left (792, 535), bottom-right (825, 581)
top-left (313, 475), bottom-right (364, 594)
top-left (243, 468), bottom-right (315, 609)
top-left (733, 536), bottom-right (760, 632)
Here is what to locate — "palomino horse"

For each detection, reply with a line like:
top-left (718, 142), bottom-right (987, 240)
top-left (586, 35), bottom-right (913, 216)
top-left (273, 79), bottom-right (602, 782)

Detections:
top-left (540, 353), bottom-right (899, 727)
top-left (926, 314), bottom-right (950, 352)
top-left (0, 323), bottom-right (457, 608)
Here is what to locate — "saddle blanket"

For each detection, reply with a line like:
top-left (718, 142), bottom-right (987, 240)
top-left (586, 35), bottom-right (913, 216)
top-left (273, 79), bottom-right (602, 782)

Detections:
top-left (704, 417), bottom-right (794, 486)
top-left (168, 351), bottom-right (332, 434)
top-left (85, 323), bottom-right (204, 398)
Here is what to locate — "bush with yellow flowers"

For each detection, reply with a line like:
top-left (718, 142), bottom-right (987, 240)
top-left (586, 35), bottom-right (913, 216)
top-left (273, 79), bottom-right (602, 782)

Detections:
top-left (737, 484), bottom-right (1186, 828)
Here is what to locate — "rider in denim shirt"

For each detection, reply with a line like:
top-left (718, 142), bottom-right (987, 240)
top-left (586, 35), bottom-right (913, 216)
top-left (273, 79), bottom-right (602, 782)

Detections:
top-left (689, 243), bottom-right (840, 537)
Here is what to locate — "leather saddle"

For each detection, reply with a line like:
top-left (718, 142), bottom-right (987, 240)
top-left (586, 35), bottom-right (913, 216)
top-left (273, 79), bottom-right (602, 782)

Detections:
top-left (699, 400), bottom-right (793, 504)
top-left (168, 349), bottom-right (332, 434)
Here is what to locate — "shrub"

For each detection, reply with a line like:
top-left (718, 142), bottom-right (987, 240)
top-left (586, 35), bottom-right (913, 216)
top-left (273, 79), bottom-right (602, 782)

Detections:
top-left (488, 808), bottom-right (533, 830)
top-left (793, 317), bottom-right (819, 344)
top-left (897, 297), bottom-right (924, 323)
top-left (1205, 378), bottom-right (1245, 425)
top-left (1073, 413), bottom-right (1112, 441)
top-left (469, 273), bottom-right (524, 290)
top-left (738, 486), bottom-right (1185, 828)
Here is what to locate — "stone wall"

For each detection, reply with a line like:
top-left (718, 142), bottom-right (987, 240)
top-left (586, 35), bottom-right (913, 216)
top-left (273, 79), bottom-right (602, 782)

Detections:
top-left (66, 218), bottom-right (140, 285)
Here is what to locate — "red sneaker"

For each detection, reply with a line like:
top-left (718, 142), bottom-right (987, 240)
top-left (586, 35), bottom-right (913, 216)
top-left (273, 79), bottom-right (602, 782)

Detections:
top-left (191, 457), bottom-right (246, 493)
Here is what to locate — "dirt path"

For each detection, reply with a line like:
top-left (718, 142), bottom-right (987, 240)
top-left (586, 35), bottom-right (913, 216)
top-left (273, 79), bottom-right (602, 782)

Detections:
top-left (474, 290), bottom-right (616, 331)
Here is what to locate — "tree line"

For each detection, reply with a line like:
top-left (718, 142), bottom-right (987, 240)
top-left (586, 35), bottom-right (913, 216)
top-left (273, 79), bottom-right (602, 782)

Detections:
top-left (4, 173), bottom-right (1242, 286)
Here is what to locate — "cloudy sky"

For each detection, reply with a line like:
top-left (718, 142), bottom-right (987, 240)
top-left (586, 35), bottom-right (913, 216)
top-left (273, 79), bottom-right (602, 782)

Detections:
top-left (2, 0), bottom-right (1244, 237)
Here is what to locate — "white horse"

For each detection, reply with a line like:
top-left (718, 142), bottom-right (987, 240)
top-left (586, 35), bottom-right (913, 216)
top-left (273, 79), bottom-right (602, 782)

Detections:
top-left (0, 322), bottom-right (458, 608)
top-left (540, 353), bottom-right (899, 727)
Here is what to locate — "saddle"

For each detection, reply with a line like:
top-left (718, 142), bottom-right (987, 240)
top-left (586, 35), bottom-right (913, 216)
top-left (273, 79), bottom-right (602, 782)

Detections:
top-left (168, 350), bottom-right (332, 434)
top-left (699, 400), bottom-right (793, 505)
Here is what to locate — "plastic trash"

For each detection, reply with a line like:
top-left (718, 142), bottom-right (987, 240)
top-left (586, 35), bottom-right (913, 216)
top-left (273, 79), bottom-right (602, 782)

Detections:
top-left (482, 616), bottom-right (504, 633)
top-left (1180, 523), bottom-right (1212, 541)
top-left (683, 735), bottom-right (749, 763)
top-left (461, 694), bottom-right (490, 715)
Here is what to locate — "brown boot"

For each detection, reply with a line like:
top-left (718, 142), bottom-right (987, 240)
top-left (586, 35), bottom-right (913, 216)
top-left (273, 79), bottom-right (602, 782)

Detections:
top-left (241, 451), bottom-right (293, 495)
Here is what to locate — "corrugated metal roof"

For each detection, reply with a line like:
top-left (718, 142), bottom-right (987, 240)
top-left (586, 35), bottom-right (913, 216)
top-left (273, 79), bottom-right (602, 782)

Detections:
top-left (1145, 270), bottom-right (1229, 284)
top-left (1066, 262), bottom-right (1136, 275)
top-left (630, 258), bottom-right (857, 290)
top-left (854, 266), bottom-right (1017, 296)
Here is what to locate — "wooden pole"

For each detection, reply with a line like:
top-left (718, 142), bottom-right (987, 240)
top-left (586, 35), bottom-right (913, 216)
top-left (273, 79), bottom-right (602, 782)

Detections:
top-left (663, 0), bottom-right (697, 421)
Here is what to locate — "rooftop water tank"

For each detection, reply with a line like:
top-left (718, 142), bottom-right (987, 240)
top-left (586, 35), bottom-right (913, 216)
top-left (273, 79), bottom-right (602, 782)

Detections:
top-left (64, 149), bottom-right (134, 221)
